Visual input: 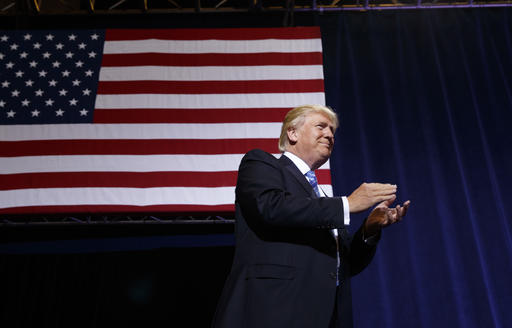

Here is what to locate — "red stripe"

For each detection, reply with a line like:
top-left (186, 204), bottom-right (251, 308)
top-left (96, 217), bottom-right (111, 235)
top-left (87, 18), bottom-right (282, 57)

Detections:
top-left (101, 52), bottom-right (323, 67)
top-left (0, 169), bottom-right (331, 190)
top-left (0, 139), bottom-right (280, 157)
top-left (96, 80), bottom-right (324, 95)
top-left (0, 172), bottom-right (238, 190)
top-left (105, 27), bottom-right (320, 41)
top-left (93, 108), bottom-right (290, 123)
top-left (0, 204), bottom-right (235, 215)
top-left (316, 169), bottom-right (332, 185)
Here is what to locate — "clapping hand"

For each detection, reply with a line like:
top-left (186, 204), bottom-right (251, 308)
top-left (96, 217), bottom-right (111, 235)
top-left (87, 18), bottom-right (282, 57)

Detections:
top-left (364, 195), bottom-right (411, 237)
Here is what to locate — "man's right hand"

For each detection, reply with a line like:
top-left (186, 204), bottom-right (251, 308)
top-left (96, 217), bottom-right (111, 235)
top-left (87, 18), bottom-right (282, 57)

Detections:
top-left (347, 183), bottom-right (397, 213)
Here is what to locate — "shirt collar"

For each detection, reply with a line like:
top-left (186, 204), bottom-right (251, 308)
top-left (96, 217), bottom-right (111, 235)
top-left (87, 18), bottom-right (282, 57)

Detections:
top-left (283, 151), bottom-right (311, 175)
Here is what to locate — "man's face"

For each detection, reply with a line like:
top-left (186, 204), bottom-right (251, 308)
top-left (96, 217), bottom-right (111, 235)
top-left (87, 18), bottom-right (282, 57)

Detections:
top-left (289, 112), bottom-right (335, 169)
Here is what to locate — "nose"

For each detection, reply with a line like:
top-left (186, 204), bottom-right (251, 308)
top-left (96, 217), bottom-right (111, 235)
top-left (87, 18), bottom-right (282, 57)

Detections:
top-left (325, 127), bottom-right (334, 141)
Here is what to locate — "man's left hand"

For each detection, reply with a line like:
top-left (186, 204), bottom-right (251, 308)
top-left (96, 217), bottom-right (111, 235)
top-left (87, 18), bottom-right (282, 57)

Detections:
top-left (364, 195), bottom-right (411, 237)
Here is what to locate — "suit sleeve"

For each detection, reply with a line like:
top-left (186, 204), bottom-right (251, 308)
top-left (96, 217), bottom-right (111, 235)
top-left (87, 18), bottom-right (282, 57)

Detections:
top-left (342, 222), bottom-right (379, 276)
top-left (236, 149), bottom-right (345, 229)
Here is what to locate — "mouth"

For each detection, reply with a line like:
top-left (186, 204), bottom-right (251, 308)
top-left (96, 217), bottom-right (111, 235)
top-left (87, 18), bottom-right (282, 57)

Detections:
top-left (319, 143), bottom-right (332, 150)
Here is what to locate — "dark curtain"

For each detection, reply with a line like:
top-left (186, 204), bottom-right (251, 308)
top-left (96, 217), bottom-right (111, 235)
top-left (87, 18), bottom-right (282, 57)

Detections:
top-left (322, 9), bottom-right (512, 328)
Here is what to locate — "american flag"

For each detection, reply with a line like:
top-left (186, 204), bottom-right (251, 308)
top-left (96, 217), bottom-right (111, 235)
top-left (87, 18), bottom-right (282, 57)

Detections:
top-left (0, 27), bottom-right (331, 215)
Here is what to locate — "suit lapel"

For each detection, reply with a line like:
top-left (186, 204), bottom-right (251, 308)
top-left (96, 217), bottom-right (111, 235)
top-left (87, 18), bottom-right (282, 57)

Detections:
top-left (278, 155), bottom-right (317, 198)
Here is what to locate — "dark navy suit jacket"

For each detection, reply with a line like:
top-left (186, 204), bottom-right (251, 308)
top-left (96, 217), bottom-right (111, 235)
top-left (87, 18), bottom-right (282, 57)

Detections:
top-left (212, 149), bottom-right (377, 328)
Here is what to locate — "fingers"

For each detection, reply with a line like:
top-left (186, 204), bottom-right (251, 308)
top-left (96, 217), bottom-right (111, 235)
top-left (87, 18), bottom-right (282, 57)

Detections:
top-left (365, 183), bottom-right (397, 196)
top-left (375, 194), bottom-right (397, 208)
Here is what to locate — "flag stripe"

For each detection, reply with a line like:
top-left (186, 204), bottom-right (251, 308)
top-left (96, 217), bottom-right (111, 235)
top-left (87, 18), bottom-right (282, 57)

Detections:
top-left (105, 27), bottom-right (321, 41)
top-left (0, 139), bottom-right (280, 156)
top-left (101, 52), bottom-right (323, 67)
top-left (0, 123), bottom-right (282, 141)
top-left (0, 171), bottom-right (333, 189)
top-left (98, 65), bottom-right (324, 81)
top-left (95, 93), bottom-right (326, 109)
top-left (93, 108), bottom-right (290, 124)
top-left (103, 39), bottom-right (322, 54)
top-left (0, 184), bottom-right (333, 211)
top-left (0, 155), bottom-right (330, 174)
top-left (96, 80), bottom-right (324, 95)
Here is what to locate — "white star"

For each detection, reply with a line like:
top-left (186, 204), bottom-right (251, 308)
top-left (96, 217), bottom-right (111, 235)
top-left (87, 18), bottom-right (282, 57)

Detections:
top-left (29, 61), bottom-right (38, 67)
top-left (21, 99), bottom-right (30, 107)
top-left (49, 80), bottom-right (58, 86)
top-left (78, 42), bottom-right (86, 49)
top-left (35, 89), bottom-right (44, 96)
top-left (75, 60), bottom-right (84, 67)
top-left (5, 62), bottom-right (14, 69)
top-left (61, 70), bottom-right (71, 77)
top-left (10, 43), bottom-right (19, 50)
top-left (11, 89), bottom-right (20, 97)
top-left (69, 98), bottom-right (78, 106)
top-left (72, 79), bottom-right (81, 86)
top-left (0, 35), bottom-right (9, 42)
top-left (19, 52), bottom-right (28, 59)
top-left (55, 109), bottom-right (65, 116)
top-left (25, 80), bottom-right (34, 87)
top-left (52, 61), bottom-right (61, 68)
top-left (1, 80), bottom-right (10, 88)
top-left (15, 70), bottom-right (24, 78)
top-left (24, 34), bottom-right (32, 40)
top-left (46, 34), bottom-right (55, 41)
top-left (85, 70), bottom-right (93, 77)
top-left (82, 88), bottom-right (91, 96)
top-left (33, 42), bottom-right (42, 49)
top-left (7, 110), bottom-right (15, 118)
top-left (0, 100), bottom-right (5, 107)
top-left (45, 98), bottom-right (54, 106)
top-left (65, 52), bottom-right (74, 59)
top-left (88, 51), bottom-right (97, 58)
top-left (91, 34), bottom-right (99, 40)
top-left (42, 52), bottom-right (51, 59)
top-left (58, 89), bottom-right (68, 96)
top-left (0, 53), bottom-right (4, 60)
top-left (56, 43), bottom-right (64, 50)
top-left (38, 70), bottom-right (47, 77)
top-left (80, 108), bottom-right (89, 116)
top-left (31, 109), bottom-right (40, 117)
top-left (68, 34), bottom-right (77, 41)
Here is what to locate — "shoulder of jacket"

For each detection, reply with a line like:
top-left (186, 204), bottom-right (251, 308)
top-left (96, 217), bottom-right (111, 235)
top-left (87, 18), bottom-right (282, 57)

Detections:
top-left (244, 148), bottom-right (277, 161)
top-left (241, 149), bottom-right (281, 167)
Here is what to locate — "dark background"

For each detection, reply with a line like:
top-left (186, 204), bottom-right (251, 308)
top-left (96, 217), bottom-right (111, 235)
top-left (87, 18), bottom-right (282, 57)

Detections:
top-left (1, 8), bottom-right (512, 328)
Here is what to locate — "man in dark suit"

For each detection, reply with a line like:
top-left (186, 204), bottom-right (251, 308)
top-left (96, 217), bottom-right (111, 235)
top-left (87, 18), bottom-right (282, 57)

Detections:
top-left (213, 105), bottom-right (410, 328)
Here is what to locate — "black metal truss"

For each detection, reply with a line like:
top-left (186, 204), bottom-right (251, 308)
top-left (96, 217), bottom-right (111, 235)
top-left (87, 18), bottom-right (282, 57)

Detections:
top-left (1, 0), bottom-right (511, 16)
top-left (1, 214), bottom-right (235, 226)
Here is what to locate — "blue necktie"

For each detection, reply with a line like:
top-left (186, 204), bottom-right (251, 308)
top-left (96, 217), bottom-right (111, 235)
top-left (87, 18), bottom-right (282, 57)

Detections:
top-left (305, 170), bottom-right (321, 197)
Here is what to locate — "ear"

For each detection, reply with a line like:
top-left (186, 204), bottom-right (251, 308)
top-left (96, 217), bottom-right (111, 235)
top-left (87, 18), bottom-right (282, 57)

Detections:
top-left (287, 127), bottom-right (298, 145)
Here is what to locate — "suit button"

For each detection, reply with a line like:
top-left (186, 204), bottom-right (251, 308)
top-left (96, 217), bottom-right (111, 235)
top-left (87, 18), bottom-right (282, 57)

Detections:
top-left (328, 272), bottom-right (337, 280)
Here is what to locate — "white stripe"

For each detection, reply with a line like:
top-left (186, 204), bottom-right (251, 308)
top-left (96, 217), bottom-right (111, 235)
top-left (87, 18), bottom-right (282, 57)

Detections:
top-left (319, 184), bottom-right (333, 197)
top-left (98, 65), bottom-right (324, 81)
top-left (0, 187), bottom-right (235, 208)
top-left (0, 154), bottom-right (246, 174)
top-left (0, 184), bottom-right (332, 209)
top-left (0, 154), bottom-right (330, 174)
top-left (103, 39), bottom-right (322, 54)
top-left (95, 93), bottom-right (326, 109)
top-left (0, 123), bottom-right (282, 141)
top-left (0, 185), bottom-right (333, 210)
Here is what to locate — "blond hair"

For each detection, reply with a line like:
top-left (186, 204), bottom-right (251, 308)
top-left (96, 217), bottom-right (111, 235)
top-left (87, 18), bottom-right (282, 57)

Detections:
top-left (278, 104), bottom-right (339, 152)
